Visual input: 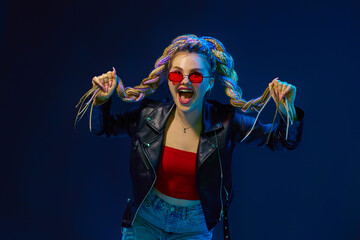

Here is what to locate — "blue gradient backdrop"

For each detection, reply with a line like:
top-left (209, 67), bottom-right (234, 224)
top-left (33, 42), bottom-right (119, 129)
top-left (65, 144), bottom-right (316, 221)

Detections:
top-left (1, 0), bottom-right (359, 239)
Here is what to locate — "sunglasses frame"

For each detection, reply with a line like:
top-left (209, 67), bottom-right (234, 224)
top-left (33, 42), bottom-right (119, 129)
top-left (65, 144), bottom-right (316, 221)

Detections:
top-left (168, 71), bottom-right (213, 83)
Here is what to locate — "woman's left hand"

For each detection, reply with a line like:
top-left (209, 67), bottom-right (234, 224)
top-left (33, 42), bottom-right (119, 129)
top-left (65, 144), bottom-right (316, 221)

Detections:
top-left (269, 78), bottom-right (298, 120)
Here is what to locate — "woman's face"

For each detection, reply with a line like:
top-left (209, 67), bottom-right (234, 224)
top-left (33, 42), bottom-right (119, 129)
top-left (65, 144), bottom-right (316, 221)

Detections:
top-left (168, 52), bottom-right (214, 113)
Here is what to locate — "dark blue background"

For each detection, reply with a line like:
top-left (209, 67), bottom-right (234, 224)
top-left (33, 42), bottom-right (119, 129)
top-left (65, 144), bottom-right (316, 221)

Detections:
top-left (2, 0), bottom-right (359, 239)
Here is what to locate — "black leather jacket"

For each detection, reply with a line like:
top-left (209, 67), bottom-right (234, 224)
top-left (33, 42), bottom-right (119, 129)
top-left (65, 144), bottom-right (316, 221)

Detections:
top-left (90, 97), bottom-right (304, 231)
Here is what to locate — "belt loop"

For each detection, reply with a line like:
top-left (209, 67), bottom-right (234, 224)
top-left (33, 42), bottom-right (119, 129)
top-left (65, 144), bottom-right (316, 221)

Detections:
top-left (149, 189), bottom-right (155, 203)
top-left (182, 207), bottom-right (186, 220)
top-left (153, 197), bottom-right (160, 207)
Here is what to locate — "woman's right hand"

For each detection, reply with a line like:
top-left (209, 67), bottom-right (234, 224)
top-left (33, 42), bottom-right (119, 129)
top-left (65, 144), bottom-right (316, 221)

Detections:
top-left (92, 67), bottom-right (117, 105)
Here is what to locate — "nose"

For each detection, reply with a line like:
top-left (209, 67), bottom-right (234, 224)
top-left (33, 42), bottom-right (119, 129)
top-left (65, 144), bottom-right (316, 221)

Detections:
top-left (181, 75), bottom-right (191, 85)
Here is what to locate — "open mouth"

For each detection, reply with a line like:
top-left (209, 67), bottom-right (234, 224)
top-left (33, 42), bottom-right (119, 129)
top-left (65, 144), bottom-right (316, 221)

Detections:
top-left (177, 88), bottom-right (194, 105)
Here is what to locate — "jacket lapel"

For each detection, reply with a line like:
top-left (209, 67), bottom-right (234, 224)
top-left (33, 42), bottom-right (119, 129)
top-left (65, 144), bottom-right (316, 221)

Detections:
top-left (197, 100), bottom-right (224, 167)
top-left (141, 99), bottom-right (224, 169)
top-left (142, 100), bottom-right (175, 169)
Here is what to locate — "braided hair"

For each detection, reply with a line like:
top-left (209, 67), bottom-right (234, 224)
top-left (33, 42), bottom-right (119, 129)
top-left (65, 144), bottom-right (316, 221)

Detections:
top-left (115, 34), bottom-right (271, 111)
top-left (76, 34), bottom-right (289, 142)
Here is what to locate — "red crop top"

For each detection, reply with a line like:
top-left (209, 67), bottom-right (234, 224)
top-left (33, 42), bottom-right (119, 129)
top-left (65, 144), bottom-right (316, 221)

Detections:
top-left (154, 145), bottom-right (199, 200)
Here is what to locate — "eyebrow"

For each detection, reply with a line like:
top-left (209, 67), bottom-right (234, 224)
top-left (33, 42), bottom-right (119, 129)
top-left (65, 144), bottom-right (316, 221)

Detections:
top-left (172, 66), bottom-right (203, 71)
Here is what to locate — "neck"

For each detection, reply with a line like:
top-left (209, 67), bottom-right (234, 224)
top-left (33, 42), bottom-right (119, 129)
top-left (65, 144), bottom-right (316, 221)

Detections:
top-left (174, 105), bottom-right (203, 128)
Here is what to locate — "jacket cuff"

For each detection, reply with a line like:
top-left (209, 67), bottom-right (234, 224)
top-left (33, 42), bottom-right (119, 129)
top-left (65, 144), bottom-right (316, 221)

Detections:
top-left (92, 98), bottom-right (111, 111)
top-left (90, 98), bottom-right (112, 133)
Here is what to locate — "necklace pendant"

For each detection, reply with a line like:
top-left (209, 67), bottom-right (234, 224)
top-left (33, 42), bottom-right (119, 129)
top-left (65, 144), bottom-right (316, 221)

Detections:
top-left (184, 128), bottom-right (186, 133)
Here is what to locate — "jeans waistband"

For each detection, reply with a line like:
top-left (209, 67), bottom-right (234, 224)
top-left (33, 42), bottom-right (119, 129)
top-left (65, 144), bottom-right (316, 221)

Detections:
top-left (137, 188), bottom-right (209, 234)
top-left (146, 188), bottom-right (203, 211)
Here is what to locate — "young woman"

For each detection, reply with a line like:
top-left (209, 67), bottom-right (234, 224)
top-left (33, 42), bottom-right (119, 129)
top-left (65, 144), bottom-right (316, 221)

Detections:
top-left (77, 34), bottom-right (304, 239)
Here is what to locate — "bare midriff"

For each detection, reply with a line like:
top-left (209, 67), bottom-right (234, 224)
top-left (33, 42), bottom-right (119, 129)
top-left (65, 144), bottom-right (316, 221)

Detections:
top-left (153, 187), bottom-right (201, 207)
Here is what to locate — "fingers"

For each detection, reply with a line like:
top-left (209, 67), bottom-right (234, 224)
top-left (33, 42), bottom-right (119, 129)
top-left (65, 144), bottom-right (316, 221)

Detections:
top-left (92, 69), bottom-right (117, 93)
top-left (112, 67), bottom-right (116, 78)
top-left (102, 72), bottom-right (109, 92)
top-left (92, 76), bottom-right (105, 91)
top-left (269, 78), bottom-right (293, 102)
top-left (281, 84), bottom-right (291, 100)
top-left (268, 81), bottom-right (279, 106)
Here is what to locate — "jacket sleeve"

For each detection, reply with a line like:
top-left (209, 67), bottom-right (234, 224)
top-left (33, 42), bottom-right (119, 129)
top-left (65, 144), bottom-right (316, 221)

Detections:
top-left (90, 98), bottom-right (139, 138)
top-left (232, 106), bottom-right (304, 151)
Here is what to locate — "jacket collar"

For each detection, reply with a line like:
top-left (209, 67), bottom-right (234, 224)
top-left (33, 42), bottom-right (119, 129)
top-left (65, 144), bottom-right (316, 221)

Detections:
top-left (145, 99), bottom-right (223, 134)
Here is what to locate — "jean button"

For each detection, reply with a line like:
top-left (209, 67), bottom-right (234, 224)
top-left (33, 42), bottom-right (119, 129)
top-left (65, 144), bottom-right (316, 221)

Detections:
top-left (170, 207), bottom-right (175, 212)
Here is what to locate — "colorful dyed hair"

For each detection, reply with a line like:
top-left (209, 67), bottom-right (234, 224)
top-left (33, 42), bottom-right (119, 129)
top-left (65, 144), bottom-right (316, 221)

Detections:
top-left (76, 34), bottom-right (293, 142)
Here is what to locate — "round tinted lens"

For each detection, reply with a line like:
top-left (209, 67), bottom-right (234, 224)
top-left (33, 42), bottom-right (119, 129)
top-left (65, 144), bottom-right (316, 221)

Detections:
top-left (168, 72), bottom-right (183, 82)
top-left (189, 72), bottom-right (203, 83)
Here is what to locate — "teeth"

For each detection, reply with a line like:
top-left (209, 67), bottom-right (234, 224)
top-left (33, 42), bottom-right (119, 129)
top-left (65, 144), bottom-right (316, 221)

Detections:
top-left (178, 89), bottom-right (193, 93)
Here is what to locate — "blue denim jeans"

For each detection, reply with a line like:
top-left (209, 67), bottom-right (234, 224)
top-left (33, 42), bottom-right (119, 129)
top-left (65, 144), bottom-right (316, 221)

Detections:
top-left (121, 188), bottom-right (214, 239)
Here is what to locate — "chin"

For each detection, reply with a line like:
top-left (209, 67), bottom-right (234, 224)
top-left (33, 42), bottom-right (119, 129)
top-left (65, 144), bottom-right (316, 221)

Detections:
top-left (174, 100), bottom-right (192, 112)
top-left (175, 97), bottom-right (202, 113)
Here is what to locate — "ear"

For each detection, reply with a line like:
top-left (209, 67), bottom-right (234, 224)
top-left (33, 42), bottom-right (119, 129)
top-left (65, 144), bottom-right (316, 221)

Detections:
top-left (208, 77), bottom-right (214, 91)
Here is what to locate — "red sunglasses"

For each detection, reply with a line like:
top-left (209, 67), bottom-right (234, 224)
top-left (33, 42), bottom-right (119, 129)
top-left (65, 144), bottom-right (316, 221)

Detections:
top-left (168, 71), bottom-right (212, 83)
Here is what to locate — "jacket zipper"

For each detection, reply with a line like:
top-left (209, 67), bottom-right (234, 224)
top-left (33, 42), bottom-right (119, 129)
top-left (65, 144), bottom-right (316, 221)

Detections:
top-left (134, 141), bottom-right (150, 171)
top-left (224, 185), bottom-right (229, 202)
top-left (219, 157), bottom-right (224, 221)
top-left (215, 131), bottom-right (230, 221)
top-left (215, 131), bottom-right (224, 221)
top-left (131, 142), bottom-right (157, 226)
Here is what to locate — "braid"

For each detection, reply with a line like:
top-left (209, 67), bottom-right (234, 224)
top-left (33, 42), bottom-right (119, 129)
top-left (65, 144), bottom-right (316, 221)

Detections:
top-left (75, 34), bottom-right (276, 135)
top-left (200, 36), bottom-right (290, 144)
top-left (114, 34), bottom-right (215, 102)
top-left (115, 56), bottom-right (167, 102)
top-left (201, 36), bottom-right (272, 113)
top-left (114, 35), bottom-right (203, 102)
